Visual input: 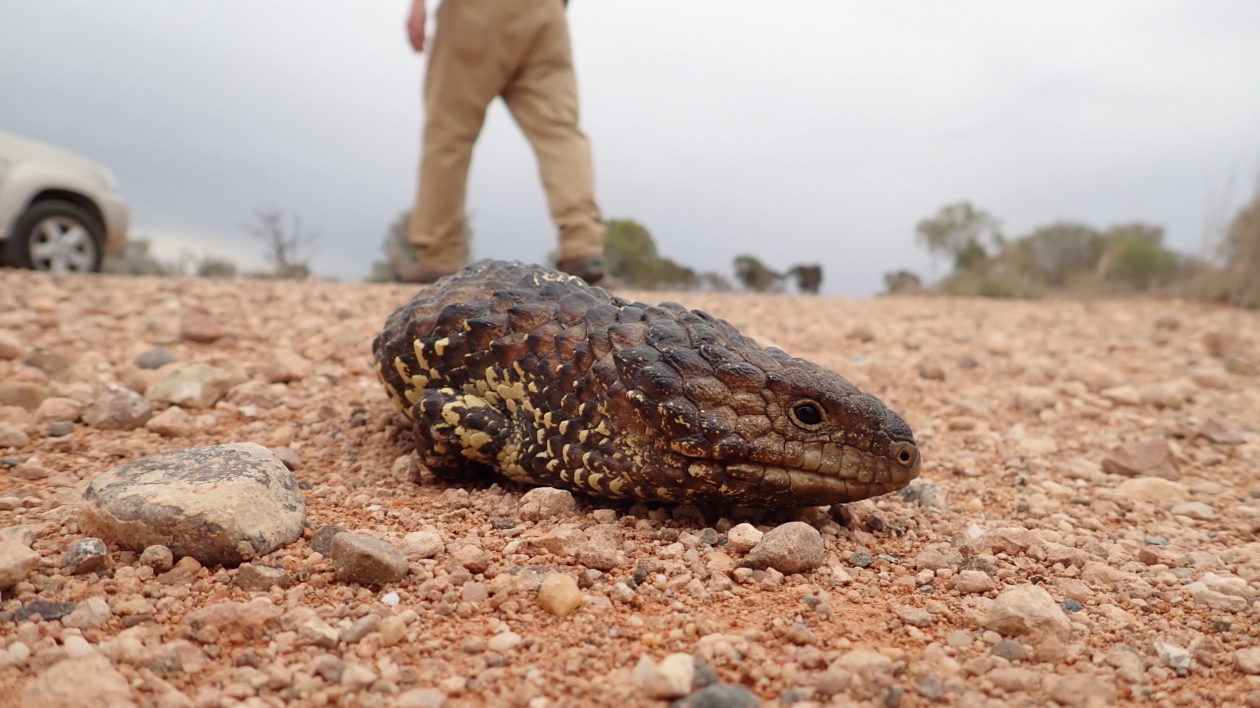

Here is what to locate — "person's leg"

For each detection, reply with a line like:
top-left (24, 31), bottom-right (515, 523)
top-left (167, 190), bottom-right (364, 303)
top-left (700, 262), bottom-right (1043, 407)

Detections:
top-left (500, 1), bottom-right (605, 280)
top-left (408, 0), bottom-right (516, 277)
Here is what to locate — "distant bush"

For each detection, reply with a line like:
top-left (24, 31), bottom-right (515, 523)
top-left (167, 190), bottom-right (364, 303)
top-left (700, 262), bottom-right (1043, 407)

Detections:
top-left (882, 270), bottom-right (923, 295)
top-left (196, 257), bottom-right (238, 279)
top-left (936, 261), bottom-right (1043, 299)
top-left (1220, 187), bottom-right (1260, 308)
top-left (732, 255), bottom-right (782, 293)
top-left (102, 238), bottom-right (178, 276)
top-left (906, 201), bottom-right (1218, 301)
top-left (1009, 222), bottom-right (1103, 285)
top-left (605, 220), bottom-right (697, 289)
top-left (102, 237), bottom-right (253, 279)
top-left (787, 264), bottom-right (823, 294)
top-left (1102, 237), bottom-right (1179, 290)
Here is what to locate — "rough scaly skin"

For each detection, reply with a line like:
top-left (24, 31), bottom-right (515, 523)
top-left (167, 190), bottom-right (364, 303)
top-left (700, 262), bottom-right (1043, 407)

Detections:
top-left (372, 260), bottom-right (921, 508)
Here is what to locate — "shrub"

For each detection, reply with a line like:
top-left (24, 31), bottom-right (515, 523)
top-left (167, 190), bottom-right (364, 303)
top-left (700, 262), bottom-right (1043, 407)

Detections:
top-left (1221, 190), bottom-right (1260, 308)
top-left (1104, 238), bottom-right (1179, 290)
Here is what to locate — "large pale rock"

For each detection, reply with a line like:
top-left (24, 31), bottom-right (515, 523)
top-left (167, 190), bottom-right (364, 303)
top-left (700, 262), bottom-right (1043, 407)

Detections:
top-left (831, 649), bottom-right (896, 686)
top-left (0, 381), bottom-right (49, 409)
top-left (1199, 417), bottom-right (1246, 445)
top-left (80, 443), bottom-right (306, 566)
top-left (260, 348), bottom-right (313, 383)
top-left (725, 523), bottom-right (764, 553)
top-left (1235, 647), bottom-right (1260, 675)
top-left (20, 653), bottom-right (137, 707)
top-left (61, 596), bottom-right (113, 629)
top-left (62, 537), bottom-right (110, 574)
top-left (400, 531), bottom-right (445, 560)
top-left (144, 406), bottom-right (195, 437)
top-left (82, 383), bottom-right (153, 430)
top-left (0, 525), bottom-right (42, 590)
top-left (983, 584), bottom-right (1072, 642)
top-left (0, 331), bottom-right (29, 360)
top-left (1115, 477), bottom-right (1188, 505)
top-left (1139, 380), bottom-right (1194, 408)
top-left (35, 397), bottom-right (82, 424)
top-left (330, 532), bottom-right (407, 585)
top-left (182, 598), bottom-right (283, 643)
top-left (519, 487), bottom-right (576, 520)
top-left (633, 653), bottom-right (716, 699)
top-left (742, 522), bottom-right (825, 574)
top-left (235, 563), bottom-right (292, 591)
top-left (144, 362), bottom-right (235, 409)
top-left (180, 306), bottom-right (225, 343)
top-left (0, 421), bottom-right (30, 447)
top-left (1101, 438), bottom-right (1179, 479)
top-left (954, 570), bottom-right (995, 594)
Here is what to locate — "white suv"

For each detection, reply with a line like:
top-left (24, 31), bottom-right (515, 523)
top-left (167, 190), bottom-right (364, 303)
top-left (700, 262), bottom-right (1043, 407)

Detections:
top-left (0, 130), bottom-right (129, 272)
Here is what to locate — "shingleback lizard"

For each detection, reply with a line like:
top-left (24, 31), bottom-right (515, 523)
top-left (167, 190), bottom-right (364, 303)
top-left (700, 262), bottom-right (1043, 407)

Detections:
top-left (372, 260), bottom-right (921, 508)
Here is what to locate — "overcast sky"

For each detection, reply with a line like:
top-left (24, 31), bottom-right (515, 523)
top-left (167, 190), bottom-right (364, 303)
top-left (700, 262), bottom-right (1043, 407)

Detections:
top-left (3, 1), bottom-right (1258, 295)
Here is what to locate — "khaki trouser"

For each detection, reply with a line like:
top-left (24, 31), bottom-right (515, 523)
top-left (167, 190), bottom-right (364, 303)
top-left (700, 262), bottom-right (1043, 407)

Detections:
top-left (409, 0), bottom-right (605, 274)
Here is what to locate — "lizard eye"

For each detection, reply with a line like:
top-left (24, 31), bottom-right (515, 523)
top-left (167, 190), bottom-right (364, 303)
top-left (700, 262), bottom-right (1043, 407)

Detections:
top-left (789, 400), bottom-right (825, 428)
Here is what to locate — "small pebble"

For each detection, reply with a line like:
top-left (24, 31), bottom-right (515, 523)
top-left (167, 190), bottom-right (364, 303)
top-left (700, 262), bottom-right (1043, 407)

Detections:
top-left (310, 525), bottom-right (346, 555)
top-left (742, 522), bottom-right (825, 574)
top-left (329, 533), bottom-right (408, 585)
top-left (378, 616), bottom-right (407, 647)
top-left (235, 563), bottom-right (291, 591)
top-left (726, 523), bottom-right (763, 553)
top-left (139, 545), bottom-right (175, 572)
top-left (487, 631), bottom-right (521, 652)
top-left (537, 572), bottom-right (583, 618)
top-left (62, 538), bottom-right (110, 574)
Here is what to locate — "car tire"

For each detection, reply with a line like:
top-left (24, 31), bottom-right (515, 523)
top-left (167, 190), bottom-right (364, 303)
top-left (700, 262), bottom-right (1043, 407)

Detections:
top-left (6, 199), bottom-right (105, 273)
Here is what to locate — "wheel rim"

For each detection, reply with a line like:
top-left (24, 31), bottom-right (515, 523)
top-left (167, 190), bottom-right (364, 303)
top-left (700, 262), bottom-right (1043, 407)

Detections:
top-left (28, 216), bottom-right (98, 272)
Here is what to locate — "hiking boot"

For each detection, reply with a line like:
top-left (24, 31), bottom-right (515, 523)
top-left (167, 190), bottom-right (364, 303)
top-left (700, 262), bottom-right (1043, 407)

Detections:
top-left (395, 262), bottom-right (454, 284)
top-left (556, 256), bottom-right (605, 285)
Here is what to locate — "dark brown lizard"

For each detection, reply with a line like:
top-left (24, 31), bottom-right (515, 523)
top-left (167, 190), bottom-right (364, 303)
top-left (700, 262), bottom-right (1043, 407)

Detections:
top-left (372, 260), bottom-right (921, 508)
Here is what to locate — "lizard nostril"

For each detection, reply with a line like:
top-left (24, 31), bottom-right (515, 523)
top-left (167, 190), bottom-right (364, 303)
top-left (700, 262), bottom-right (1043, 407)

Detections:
top-left (892, 442), bottom-right (919, 468)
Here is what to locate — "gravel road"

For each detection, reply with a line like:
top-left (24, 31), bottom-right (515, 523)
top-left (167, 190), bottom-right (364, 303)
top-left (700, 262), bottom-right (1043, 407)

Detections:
top-left (1, 269), bottom-right (1258, 707)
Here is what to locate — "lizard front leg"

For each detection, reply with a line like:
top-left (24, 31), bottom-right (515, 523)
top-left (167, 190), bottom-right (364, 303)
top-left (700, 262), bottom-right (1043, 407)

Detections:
top-left (411, 387), bottom-right (510, 480)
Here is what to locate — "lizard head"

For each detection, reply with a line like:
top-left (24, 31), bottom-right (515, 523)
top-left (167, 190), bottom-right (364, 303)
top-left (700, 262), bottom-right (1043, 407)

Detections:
top-left (611, 336), bottom-right (921, 508)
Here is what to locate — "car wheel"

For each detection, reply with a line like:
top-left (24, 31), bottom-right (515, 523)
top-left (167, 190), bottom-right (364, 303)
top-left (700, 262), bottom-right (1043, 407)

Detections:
top-left (6, 199), bottom-right (105, 273)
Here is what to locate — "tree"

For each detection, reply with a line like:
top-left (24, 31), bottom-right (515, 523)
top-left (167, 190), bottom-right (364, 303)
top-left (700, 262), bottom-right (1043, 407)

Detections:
top-left (915, 201), bottom-right (1003, 273)
top-left (787, 264), bottom-right (823, 294)
top-left (1012, 222), bottom-right (1103, 285)
top-left (246, 208), bottom-right (316, 279)
top-left (604, 219), bottom-right (697, 289)
top-left (605, 219), bottom-right (659, 282)
top-left (733, 255), bottom-right (783, 293)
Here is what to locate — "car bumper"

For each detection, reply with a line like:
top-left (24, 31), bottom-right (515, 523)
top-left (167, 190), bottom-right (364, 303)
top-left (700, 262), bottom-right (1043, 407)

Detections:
top-left (98, 192), bottom-right (129, 253)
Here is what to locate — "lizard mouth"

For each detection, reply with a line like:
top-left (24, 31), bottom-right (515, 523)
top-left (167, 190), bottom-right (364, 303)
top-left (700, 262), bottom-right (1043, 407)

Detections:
top-left (681, 443), bottom-right (921, 507)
